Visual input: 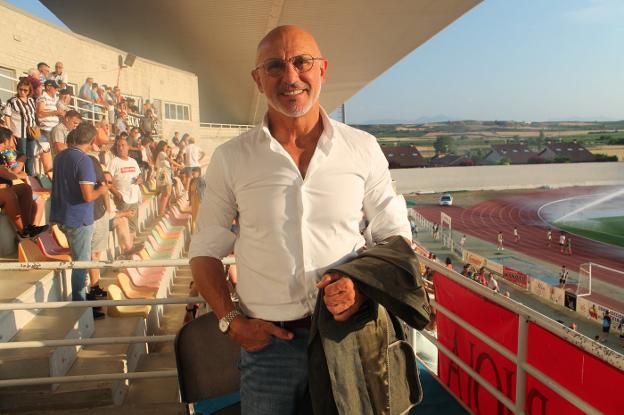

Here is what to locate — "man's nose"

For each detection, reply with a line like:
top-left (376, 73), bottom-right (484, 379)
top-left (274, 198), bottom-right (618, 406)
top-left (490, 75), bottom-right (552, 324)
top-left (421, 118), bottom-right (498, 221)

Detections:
top-left (282, 61), bottom-right (301, 83)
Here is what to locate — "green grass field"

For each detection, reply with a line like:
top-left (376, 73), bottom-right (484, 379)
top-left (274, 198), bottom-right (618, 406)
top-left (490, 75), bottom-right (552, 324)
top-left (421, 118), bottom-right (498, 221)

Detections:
top-left (555, 216), bottom-right (624, 248)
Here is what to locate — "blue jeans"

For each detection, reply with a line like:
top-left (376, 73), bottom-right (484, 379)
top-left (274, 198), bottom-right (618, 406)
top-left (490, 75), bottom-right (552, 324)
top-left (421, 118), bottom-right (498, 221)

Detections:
top-left (60, 224), bottom-right (94, 301)
top-left (240, 328), bottom-right (311, 414)
top-left (16, 137), bottom-right (37, 176)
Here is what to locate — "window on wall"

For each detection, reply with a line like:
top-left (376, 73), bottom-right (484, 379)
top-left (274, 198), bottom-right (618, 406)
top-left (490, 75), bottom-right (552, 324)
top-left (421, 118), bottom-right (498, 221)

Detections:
top-left (164, 102), bottom-right (191, 121)
top-left (0, 66), bottom-right (17, 104)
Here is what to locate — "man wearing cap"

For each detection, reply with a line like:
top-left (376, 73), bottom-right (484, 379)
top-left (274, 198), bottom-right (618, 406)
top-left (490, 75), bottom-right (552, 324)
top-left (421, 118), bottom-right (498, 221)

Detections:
top-left (36, 79), bottom-right (64, 173)
top-left (189, 25), bottom-right (410, 413)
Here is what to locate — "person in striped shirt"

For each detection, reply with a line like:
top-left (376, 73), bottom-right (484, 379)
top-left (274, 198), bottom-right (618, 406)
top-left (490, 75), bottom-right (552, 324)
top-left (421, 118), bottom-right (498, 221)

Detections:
top-left (2, 78), bottom-right (37, 176)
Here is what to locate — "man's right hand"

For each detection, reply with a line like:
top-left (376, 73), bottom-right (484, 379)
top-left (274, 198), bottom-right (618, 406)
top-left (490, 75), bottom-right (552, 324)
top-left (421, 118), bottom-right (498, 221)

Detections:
top-left (228, 315), bottom-right (293, 352)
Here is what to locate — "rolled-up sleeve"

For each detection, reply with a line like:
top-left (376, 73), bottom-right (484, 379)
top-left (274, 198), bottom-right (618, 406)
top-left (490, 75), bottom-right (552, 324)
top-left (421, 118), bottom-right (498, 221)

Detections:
top-left (362, 138), bottom-right (411, 243)
top-left (188, 147), bottom-right (237, 260)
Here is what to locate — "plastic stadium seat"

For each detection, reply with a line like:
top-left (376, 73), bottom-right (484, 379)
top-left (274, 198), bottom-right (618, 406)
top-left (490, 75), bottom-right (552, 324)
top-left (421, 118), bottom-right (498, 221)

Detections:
top-left (124, 267), bottom-right (162, 289)
top-left (116, 272), bottom-right (157, 299)
top-left (51, 224), bottom-right (70, 249)
top-left (175, 313), bottom-right (241, 414)
top-left (35, 231), bottom-right (71, 260)
top-left (18, 238), bottom-right (49, 262)
top-left (106, 284), bottom-right (151, 318)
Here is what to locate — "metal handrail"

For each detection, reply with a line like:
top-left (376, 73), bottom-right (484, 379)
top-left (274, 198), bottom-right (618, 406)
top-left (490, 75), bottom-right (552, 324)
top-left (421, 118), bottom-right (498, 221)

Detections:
top-left (0, 334), bottom-right (177, 350)
top-left (199, 122), bottom-right (254, 129)
top-left (0, 370), bottom-right (178, 388)
top-left (418, 254), bottom-right (618, 415)
top-left (0, 257), bottom-right (234, 272)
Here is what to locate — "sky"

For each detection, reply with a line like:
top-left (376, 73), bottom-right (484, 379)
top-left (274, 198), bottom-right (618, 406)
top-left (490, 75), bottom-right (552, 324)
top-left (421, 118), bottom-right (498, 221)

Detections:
top-left (7, 0), bottom-right (624, 124)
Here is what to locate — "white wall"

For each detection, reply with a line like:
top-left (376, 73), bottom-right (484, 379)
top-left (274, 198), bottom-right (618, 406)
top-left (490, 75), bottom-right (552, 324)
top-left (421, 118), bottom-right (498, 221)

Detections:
top-left (0, 2), bottom-right (200, 139)
top-left (391, 162), bottom-right (624, 194)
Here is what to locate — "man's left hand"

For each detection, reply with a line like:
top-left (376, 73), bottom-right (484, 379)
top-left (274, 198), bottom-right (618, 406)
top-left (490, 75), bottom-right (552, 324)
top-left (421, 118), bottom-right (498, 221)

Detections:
top-left (317, 272), bottom-right (366, 322)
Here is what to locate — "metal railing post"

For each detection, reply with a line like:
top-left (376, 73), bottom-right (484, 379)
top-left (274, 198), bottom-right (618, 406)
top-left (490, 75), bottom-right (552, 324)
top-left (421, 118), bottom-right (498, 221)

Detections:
top-left (515, 315), bottom-right (528, 415)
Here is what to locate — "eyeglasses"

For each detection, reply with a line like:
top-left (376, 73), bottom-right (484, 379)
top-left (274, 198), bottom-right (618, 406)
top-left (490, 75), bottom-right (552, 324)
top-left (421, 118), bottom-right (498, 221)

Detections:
top-left (254, 54), bottom-right (324, 77)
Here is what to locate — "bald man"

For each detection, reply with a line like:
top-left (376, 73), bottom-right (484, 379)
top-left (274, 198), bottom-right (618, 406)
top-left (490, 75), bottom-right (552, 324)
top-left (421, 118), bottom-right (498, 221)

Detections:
top-left (189, 25), bottom-right (411, 413)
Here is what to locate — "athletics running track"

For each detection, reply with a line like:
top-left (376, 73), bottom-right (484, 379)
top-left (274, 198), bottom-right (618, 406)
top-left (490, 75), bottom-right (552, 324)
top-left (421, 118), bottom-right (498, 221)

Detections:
top-left (415, 186), bottom-right (624, 313)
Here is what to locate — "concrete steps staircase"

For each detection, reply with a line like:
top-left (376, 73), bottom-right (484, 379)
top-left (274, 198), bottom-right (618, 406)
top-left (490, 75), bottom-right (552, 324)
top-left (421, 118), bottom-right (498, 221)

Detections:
top-left (0, 197), bottom-right (194, 413)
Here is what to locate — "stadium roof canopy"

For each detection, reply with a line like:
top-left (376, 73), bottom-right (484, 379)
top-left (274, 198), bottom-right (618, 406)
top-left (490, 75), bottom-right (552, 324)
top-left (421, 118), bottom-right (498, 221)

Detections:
top-left (42, 0), bottom-right (481, 125)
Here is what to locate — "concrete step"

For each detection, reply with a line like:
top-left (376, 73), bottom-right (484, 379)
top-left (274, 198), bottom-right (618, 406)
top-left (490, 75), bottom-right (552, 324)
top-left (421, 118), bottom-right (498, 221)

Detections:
top-left (0, 307), bottom-right (94, 383)
top-left (0, 316), bottom-right (147, 412)
top-left (124, 352), bottom-right (180, 405)
top-left (0, 270), bottom-right (64, 343)
top-left (15, 402), bottom-right (187, 415)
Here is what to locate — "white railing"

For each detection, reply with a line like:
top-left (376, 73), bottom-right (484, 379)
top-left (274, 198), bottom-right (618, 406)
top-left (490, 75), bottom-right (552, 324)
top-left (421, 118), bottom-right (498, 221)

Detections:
top-left (1, 254), bottom-right (622, 415)
top-left (417, 254), bottom-right (621, 415)
top-left (199, 122), bottom-right (254, 129)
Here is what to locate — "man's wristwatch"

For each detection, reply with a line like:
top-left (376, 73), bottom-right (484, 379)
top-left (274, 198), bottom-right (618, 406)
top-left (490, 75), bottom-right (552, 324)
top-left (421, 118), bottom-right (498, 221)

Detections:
top-left (218, 309), bottom-right (241, 333)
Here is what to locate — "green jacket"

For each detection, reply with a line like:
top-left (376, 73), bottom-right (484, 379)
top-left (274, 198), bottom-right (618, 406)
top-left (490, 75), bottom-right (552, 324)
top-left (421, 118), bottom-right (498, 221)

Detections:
top-left (308, 236), bottom-right (431, 415)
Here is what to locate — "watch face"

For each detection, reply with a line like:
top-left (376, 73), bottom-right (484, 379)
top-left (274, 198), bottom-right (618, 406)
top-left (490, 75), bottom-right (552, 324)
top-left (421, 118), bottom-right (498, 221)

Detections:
top-left (219, 318), bottom-right (229, 333)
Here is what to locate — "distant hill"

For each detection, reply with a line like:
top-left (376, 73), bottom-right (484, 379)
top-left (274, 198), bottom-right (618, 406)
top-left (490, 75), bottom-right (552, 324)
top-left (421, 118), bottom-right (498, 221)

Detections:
top-left (362, 114), bottom-right (458, 124)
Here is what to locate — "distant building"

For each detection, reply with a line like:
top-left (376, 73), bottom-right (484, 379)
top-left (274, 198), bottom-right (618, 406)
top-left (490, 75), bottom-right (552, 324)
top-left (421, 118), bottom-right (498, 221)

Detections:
top-left (429, 154), bottom-right (471, 167)
top-left (538, 141), bottom-right (596, 163)
top-left (381, 145), bottom-right (427, 168)
top-left (483, 143), bottom-right (537, 165)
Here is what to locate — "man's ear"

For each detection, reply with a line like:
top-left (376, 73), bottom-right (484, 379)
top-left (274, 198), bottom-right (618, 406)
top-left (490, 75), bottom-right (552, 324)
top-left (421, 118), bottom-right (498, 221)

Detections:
top-left (251, 69), bottom-right (264, 93)
top-left (319, 59), bottom-right (329, 84)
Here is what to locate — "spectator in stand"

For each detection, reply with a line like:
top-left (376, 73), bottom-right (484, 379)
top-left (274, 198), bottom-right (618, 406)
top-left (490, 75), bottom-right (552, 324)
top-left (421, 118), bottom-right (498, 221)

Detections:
top-left (127, 127), bottom-right (143, 165)
top-left (26, 69), bottom-right (43, 98)
top-left (115, 110), bottom-right (128, 135)
top-left (49, 61), bottom-right (68, 89)
top-left (36, 80), bottom-right (63, 173)
top-left (0, 127), bottom-right (48, 237)
top-left (476, 267), bottom-right (487, 285)
top-left (87, 153), bottom-right (109, 303)
top-left (50, 110), bottom-right (81, 155)
top-left (103, 171), bottom-right (135, 256)
top-left (488, 273), bottom-right (499, 292)
top-left (444, 257), bottom-right (453, 270)
top-left (113, 86), bottom-right (123, 106)
top-left (176, 133), bottom-right (189, 164)
top-left (189, 166), bottom-right (205, 232)
top-left (92, 83), bottom-right (105, 116)
top-left (94, 118), bottom-right (113, 147)
top-left (37, 62), bottom-right (50, 84)
top-left (78, 77), bottom-right (96, 119)
top-left (49, 122), bottom-right (108, 314)
top-left (183, 137), bottom-right (205, 191)
top-left (171, 131), bottom-right (180, 146)
top-left (57, 88), bottom-right (72, 113)
top-left (3, 78), bottom-right (38, 176)
top-left (107, 136), bottom-right (143, 233)
top-left (154, 140), bottom-right (174, 215)
top-left (104, 86), bottom-right (116, 126)
top-left (141, 108), bottom-right (155, 139)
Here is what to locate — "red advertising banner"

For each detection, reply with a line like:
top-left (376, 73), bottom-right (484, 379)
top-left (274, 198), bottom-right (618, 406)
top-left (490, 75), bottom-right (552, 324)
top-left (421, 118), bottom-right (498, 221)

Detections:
top-left (502, 266), bottom-right (529, 289)
top-left (433, 271), bottom-right (624, 414)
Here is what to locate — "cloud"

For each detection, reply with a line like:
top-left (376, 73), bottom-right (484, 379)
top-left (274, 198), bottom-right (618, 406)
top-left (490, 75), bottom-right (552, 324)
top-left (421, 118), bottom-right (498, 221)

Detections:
top-left (563, 0), bottom-right (624, 24)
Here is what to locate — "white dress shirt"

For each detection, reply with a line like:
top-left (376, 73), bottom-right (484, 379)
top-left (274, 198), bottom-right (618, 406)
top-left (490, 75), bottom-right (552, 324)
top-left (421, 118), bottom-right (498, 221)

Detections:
top-left (189, 109), bottom-right (410, 321)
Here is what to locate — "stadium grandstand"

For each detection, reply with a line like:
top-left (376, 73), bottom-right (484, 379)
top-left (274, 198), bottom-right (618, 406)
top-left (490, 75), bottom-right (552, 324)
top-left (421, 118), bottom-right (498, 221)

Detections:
top-left (0, 1), bottom-right (622, 414)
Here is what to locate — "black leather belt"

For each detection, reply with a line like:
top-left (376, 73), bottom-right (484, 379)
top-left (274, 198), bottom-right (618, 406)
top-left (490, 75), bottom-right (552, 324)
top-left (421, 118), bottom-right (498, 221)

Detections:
top-left (270, 316), bottom-right (312, 330)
